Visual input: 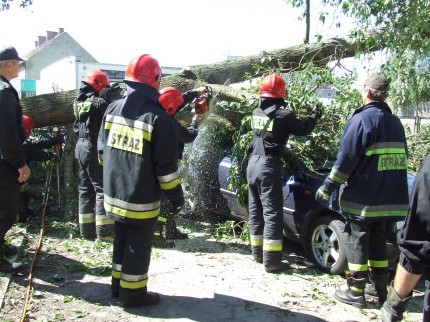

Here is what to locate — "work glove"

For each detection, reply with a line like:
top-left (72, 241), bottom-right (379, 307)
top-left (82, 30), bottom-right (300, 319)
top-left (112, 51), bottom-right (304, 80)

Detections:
top-left (44, 136), bottom-right (64, 148)
top-left (310, 104), bottom-right (323, 120)
top-left (315, 184), bottom-right (332, 202)
top-left (169, 200), bottom-right (184, 216)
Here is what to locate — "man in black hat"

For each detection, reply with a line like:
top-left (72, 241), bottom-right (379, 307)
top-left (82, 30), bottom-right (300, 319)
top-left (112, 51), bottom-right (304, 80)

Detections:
top-left (315, 74), bottom-right (409, 307)
top-left (0, 46), bottom-right (30, 273)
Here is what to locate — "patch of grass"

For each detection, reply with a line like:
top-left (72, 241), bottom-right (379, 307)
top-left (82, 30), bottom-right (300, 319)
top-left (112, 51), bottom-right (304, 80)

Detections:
top-left (213, 220), bottom-right (250, 242)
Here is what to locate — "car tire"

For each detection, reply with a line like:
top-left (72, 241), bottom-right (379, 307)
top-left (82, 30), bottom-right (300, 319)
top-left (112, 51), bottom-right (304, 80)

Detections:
top-left (306, 215), bottom-right (347, 275)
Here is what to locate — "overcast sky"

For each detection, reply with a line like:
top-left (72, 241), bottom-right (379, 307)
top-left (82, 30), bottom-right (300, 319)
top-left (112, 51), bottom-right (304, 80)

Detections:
top-left (0, 0), bottom-right (350, 68)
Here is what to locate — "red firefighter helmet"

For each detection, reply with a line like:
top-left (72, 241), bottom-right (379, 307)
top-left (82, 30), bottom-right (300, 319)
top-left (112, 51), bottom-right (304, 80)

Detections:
top-left (125, 54), bottom-right (162, 89)
top-left (82, 70), bottom-right (110, 92)
top-left (158, 87), bottom-right (184, 116)
top-left (22, 114), bottom-right (35, 138)
top-left (259, 74), bottom-right (287, 98)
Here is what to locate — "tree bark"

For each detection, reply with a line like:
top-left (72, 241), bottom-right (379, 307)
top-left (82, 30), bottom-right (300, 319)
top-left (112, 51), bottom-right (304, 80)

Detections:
top-left (21, 32), bottom-right (382, 127)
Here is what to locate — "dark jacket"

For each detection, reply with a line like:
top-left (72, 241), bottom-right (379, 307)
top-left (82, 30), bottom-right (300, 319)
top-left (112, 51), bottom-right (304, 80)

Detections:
top-left (73, 89), bottom-right (108, 142)
top-left (23, 137), bottom-right (59, 163)
top-left (325, 101), bottom-right (409, 222)
top-left (98, 83), bottom-right (184, 225)
top-left (0, 76), bottom-right (26, 168)
top-left (398, 153), bottom-right (430, 268)
top-left (250, 98), bottom-right (318, 156)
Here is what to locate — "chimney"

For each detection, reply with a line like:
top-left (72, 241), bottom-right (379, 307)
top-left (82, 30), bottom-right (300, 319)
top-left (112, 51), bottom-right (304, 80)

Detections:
top-left (59, 27), bottom-right (64, 34)
top-left (38, 36), bottom-right (46, 46)
top-left (46, 31), bottom-right (58, 41)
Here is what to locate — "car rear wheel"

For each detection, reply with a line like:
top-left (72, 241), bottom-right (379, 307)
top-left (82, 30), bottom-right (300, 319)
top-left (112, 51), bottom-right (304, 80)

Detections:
top-left (307, 215), bottom-right (347, 275)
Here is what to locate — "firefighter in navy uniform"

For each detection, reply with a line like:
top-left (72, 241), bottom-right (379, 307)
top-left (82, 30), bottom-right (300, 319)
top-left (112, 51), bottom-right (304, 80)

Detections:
top-left (0, 46), bottom-right (30, 273)
top-left (315, 74), bottom-right (409, 308)
top-left (74, 70), bottom-right (114, 241)
top-left (98, 54), bottom-right (184, 307)
top-left (247, 74), bottom-right (322, 273)
top-left (153, 86), bottom-right (208, 246)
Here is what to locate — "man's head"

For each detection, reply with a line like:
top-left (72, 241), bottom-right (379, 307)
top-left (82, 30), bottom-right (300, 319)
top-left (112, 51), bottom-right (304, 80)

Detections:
top-left (158, 87), bottom-right (184, 116)
top-left (362, 74), bottom-right (389, 103)
top-left (0, 46), bottom-right (24, 81)
top-left (259, 74), bottom-right (286, 99)
top-left (82, 70), bottom-right (110, 95)
top-left (124, 54), bottom-right (162, 90)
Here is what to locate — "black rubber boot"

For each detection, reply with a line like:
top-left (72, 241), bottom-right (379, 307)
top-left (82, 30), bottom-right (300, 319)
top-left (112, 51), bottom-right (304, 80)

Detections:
top-left (264, 261), bottom-right (290, 273)
top-left (152, 235), bottom-right (175, 248)
top-left (0, 256), bottom-right (24, 274)
top-left (366, 271), bottom-right (389, 304)
top-left (165, 217), bottom-right (188, 240)
top-left (380, 281), bottom-right (412, 322)
top-left (251, 246), bottom-right (263, 263)
top-left (334, 276), bottom-right (367, 308)
top-left (122, 291), bottom-right (161, 307)
top-left (3, 244), bottom-right (19, 258)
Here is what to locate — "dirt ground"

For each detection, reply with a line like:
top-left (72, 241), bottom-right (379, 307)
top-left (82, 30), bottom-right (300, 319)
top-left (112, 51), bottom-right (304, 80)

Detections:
top-left (0, 216), bottom-right (424, 322)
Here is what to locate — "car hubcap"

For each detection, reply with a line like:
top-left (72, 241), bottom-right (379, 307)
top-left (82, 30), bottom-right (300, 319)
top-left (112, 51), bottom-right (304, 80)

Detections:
top-left (311, 224), bottom-right (340, 268)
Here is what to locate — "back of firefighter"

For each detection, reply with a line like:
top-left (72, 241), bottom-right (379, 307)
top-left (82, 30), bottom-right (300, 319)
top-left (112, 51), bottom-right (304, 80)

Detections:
top-left (0, 46), bottom-right (29, 273)
top-left (153, 86), bottom-right (208, 246)
top-left (73, 70), bottom-right (113, 241)
top-left (98, 54), bottom-right (184, 307)
top-left (315, 74), bottom-right (409, 308)
top-left (247, 73), bottom-right (322, 273)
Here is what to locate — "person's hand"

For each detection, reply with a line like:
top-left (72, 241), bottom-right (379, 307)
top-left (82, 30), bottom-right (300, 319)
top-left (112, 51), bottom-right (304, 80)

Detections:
top-left (169, 200), bottom-right (184, 216)
top-left (311, 104), bottom-right (323, 120)
top-left (315, 185), bottom-right (331, 202)
top-left (195, 86), bottom-right (207, 95)
top-left (18, 164), bottom-right (31, 183)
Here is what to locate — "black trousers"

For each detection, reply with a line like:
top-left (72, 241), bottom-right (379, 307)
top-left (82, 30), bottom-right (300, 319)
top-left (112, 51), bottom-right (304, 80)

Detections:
top-left (0, 161), bottom-right (19, 247)
top-left (75, 139), bottom-right (112, 239)
top-left (111, 218), bottom-right (157, 300)
top-left (344, 219), bottom-right (388, 277)
top-left (246, 155), bottom-right (284, 266)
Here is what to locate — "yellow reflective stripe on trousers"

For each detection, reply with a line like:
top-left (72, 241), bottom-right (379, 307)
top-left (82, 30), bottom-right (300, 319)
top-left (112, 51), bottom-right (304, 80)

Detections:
top-left (250, 235), bottom-right (263, 246)
top-left (104, 201), bottom-right (159, 219)
top-left (263, 239), bottom-right (283, 252)
top-left (120, 272), bottom-right (148, 290)
top-left (158, 216), bottom-right (167, 223)
top-left (79, 213), bottom-right (95, 224)
top-left (104, 195), bottom-right (160, 220)
top-left (328, 167), bottom-right (349, 184)
top-left (158, 173), bottom-right (181, 190)
top-left (112, 263), bottom-right (121, 278)
top-left (96, 215), bottom-right (114, 226)
top-left (340, 201), bottom-right (408, 218)
top-left (368, 259), bottom-right (388, 268)
top-left (348, 263), bottom-right (368, 272)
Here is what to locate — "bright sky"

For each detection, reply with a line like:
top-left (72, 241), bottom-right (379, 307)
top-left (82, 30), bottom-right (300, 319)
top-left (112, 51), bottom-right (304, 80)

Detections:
top-left (0, 0), bottom-right (350, 68)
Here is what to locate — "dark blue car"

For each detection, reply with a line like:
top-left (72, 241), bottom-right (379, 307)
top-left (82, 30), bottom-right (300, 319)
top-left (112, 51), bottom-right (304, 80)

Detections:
top-left (180, 143), bottom-right (415, 275)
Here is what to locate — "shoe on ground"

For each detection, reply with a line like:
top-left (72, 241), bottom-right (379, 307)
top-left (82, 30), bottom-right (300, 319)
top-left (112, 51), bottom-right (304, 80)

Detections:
top-left (165, 229), bottom-right (188, 240)
top-left (152, 236), bottom-right (175, 248)
top-left (264, 261), bottom-right (290, 273)
top-left (4, 244), bottom-right (19, 258)
top-left (122, 292), bottom-right (161, 307)
top-left (0, 257), bottom-right (24, 274)
top-left (334, 289), bottom-right (366, 308)
top-left (252, 254), bottom-right (263, 263)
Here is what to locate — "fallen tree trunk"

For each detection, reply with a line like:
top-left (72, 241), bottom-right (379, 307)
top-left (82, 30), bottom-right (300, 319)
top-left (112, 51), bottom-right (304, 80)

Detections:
top-left (21, 32), bottom-right (383, 127)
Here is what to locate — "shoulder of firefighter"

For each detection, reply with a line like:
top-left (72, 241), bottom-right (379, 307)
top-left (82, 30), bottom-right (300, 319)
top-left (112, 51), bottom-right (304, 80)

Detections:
top-left (100, 95), bottom-right (183, 223)
top-left (324, 103), bottom-right (409, 221)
